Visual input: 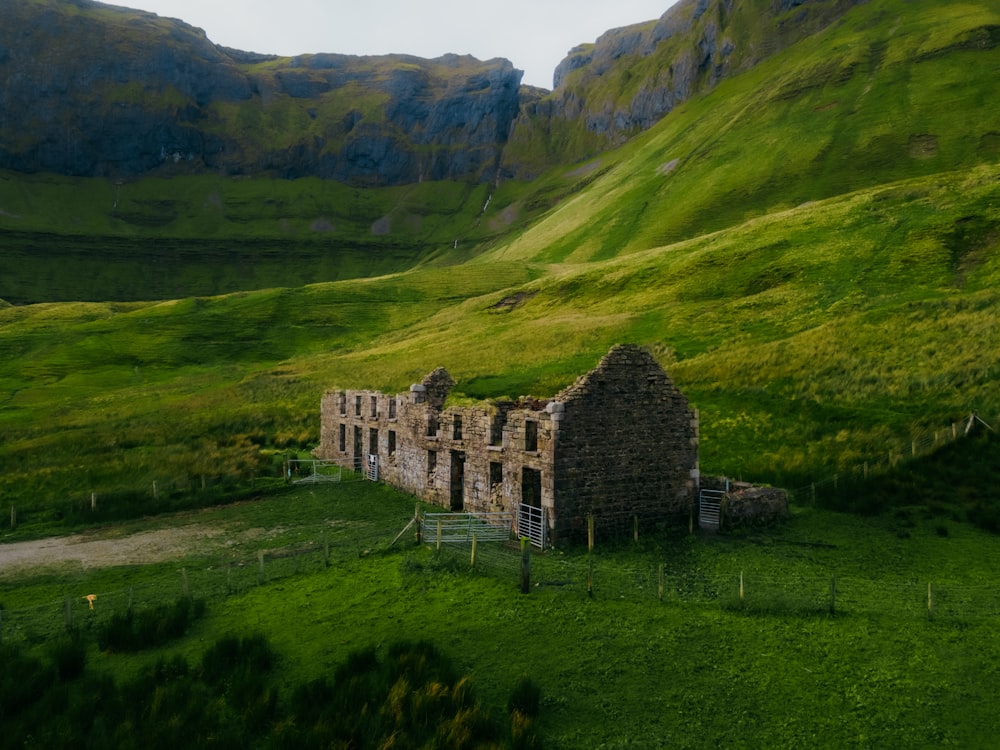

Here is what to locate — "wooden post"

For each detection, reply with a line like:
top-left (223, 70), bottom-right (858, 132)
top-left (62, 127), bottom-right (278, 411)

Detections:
top-left (471, 534), bottom-right (478, 568)
top-left (927, 582), bottom-right (934, 619)
top-left (587, 514), bottom-right (595, 552)
top-left (688, 504), bottom-right (694, 535)
top-left (633, 515), bottom-right (639, 544)
top-left (91, 492), bottom-right (97, 511)
top-left (739, 570), bottom-right (745, 604)
top-left (436, 519), bottom-right (442, 551)
top-left (414, 504), bottom-right (422, 545)
top-left (658, 564), bottom-right (665, 602)
top-left (520, 538), bottom-right (530, 594)
top-left (152, 481), bottom-right (158, 500)
top-left (829, 574), bottom-right (837, 615)
top-left (9, 504), bottom-right (14, 530)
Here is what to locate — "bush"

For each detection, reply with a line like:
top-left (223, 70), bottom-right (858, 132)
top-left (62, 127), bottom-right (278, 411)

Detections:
top-left (508, 675), bottom-right (542, 718)
top-left (97, 596), bottom-right (205, 652)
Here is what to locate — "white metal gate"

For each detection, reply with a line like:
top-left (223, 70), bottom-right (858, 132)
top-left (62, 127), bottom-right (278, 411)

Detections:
top-left (518, 503), bottom-right (547, 549)
top-left (422, 511), bottom-right (514, 544)
top-left (366, 454), bottom-right (379, 482)
top-left (699, 489), bottom-right (725, 530)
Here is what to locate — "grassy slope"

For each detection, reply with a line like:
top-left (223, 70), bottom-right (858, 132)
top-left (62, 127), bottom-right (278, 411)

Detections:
top-left (6, 483), bottom-right (1000, 747)
top-left (1, 0), bottom-right (999, 526)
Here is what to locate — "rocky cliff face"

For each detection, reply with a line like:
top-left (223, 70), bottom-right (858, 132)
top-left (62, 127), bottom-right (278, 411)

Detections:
top-left (502, 0), bottom-right (868, 177)
top-left (0, 0), bottom-right (522, 184)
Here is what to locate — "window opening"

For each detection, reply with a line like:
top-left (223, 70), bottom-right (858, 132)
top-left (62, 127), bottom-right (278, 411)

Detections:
top-left (453, 415), bottom-right (463, 440)
top-left (338, 424), bottom-right (346, 452)
top-left (388, 430), bottom-right (396, 456)
top-left (524, 420), bottom-right (538, 452)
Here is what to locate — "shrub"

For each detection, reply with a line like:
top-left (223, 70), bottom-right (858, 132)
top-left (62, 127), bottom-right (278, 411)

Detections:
top-left (97, 596), bottom-right (205, 652)
top-left (507, 675), bottom-right (542, 718)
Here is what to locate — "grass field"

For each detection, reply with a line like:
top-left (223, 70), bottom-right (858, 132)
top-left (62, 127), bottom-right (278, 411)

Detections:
top-left (4, 478), bottom-right (1000, 747)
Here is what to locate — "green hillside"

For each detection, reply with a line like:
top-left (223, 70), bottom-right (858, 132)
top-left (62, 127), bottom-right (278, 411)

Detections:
top-left (1, 0), bottom-right (999, 535)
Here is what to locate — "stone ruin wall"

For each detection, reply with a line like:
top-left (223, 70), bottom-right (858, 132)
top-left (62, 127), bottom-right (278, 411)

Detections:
top-left (317, 345), bottom-right (703, 546)
top-left (317, 374), bottom-right (557, 518)
top-left (700, 477), bottom-right (790, 529)
top-left (550, 345), bottom-right (699, 542)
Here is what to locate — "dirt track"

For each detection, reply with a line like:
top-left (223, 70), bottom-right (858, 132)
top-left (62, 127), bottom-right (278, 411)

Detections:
top-left (0, 525), bottom-right (224, 578)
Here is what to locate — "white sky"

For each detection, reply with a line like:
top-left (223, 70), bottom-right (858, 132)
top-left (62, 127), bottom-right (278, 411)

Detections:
top-left (114, 0), bottom-right (677, 89)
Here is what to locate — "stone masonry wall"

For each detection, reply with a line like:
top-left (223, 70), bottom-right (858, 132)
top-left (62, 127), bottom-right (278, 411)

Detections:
top-left (317, 345), bottom-right (700, 547)
top-left (550, 345), bottom-right (699, 543)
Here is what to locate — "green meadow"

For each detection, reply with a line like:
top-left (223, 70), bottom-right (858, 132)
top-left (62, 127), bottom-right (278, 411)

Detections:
top-left (3, 0), bottom-right (1000, 745)
top-left (5, 478), bottom-right (1000, 748)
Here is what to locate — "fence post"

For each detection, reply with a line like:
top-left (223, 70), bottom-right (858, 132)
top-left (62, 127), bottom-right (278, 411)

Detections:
top-left (91, 492), bottom-right (97, 511)
top-left (658, 564), bottom-right (665, 602)
top-left (471, 534), bottom-right (478, 568)
top-left (633, 515), bottom-right (639, 544)
top-left (520, 538), bottom-right (530, 594)
top-left (9, 504), bottom-right (14, 530)
top-left (588, 514), bottom-right (595, 552)
top-left (739, 570), bottom-right (745, 605)
top-left (414, 504), bottom-right (422, 545)
top-left (927, 582), bottom-right (934, 620)
top-left (436, 519), bottom-right (442, 552)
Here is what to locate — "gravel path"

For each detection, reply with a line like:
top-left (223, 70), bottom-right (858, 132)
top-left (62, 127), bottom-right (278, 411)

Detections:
top-left (0, 525), bottom-right (224, 578)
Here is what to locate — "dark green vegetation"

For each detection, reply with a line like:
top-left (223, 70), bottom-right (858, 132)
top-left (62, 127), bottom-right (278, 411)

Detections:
top-left (3, 0), bottom-right (1000, 744)
top-left (2, 632), bottom-right (537, 749)
top-left (4, 482), bottom-right (1000, 747)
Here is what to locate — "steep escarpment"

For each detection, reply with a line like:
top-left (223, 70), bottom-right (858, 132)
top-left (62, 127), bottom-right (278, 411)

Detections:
top-left (0, 0), bottom-right (522, 184)
top-left (502, 0), bottom-right (868, 176)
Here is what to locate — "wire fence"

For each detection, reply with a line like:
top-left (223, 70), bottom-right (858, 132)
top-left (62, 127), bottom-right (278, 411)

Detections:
top-left (6, 518), bottom-right (1000, 647)
top-left (0, 511), bottom-right (400, 647)
top-left (785, 412), bottom-right (997, 503)
top-left (424, 533), bottom-right (1000, 620)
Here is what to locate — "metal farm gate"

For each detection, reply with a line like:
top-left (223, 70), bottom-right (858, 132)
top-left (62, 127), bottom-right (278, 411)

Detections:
top-left (422, 511), bottom-right (514, 545)
top-left (517, 503), bottom-right (547, 549)
top-left (699, 488), bottom-right (725, 530)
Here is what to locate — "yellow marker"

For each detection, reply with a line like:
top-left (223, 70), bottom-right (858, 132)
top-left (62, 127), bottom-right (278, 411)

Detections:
top-left (83, 594), bottom-right (97, 610)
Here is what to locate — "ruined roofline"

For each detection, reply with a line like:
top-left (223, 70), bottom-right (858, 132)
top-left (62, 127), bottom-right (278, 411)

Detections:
top-left (325, 344), bottom-right (671, 412)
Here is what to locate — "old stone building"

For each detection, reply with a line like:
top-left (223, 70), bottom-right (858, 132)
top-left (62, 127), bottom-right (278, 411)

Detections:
top-left (316, 344), bottom-right (700, 545)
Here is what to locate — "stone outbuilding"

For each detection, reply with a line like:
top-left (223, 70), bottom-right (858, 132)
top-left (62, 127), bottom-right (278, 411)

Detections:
top-left (316, 344), bottom-right (700, 546)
